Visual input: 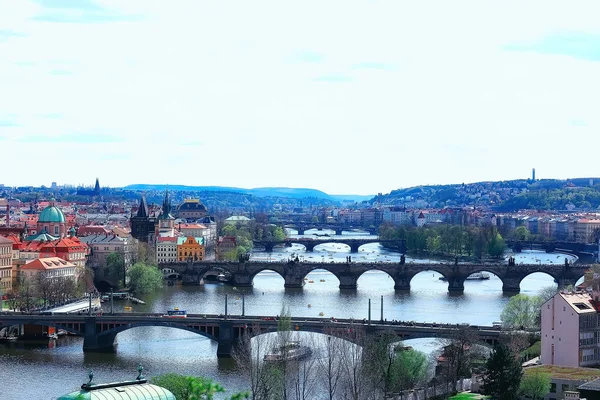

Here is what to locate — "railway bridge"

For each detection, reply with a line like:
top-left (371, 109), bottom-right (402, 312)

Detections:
top-left (0, 313), bottom-right (507, 357)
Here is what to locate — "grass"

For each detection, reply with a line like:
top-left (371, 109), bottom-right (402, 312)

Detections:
top-left (449, 393), bottom-right (488, 400)
top-left (524, 365), bottom-right (600, 381)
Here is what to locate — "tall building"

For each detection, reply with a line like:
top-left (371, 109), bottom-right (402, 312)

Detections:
top-left (532, 168), bottom-right (536, 181)
top-left (130, 196), bottom-right (157, 243)
top-left (541, 291), bottom-right (600, 367)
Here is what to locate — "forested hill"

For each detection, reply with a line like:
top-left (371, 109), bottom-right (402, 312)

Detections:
top-left (371, 178), bottom-right (600, 211)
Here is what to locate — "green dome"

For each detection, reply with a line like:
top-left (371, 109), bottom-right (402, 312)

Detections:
top-left (39, 205), bottom-right (66, 223)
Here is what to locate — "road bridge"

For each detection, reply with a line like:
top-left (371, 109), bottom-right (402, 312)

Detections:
top-left (0, 313), bottom-right (506, 357)
top-left (160, 260), bottom-right (591, 293)
top-left (253, 238), bottom-right (405, 253)
top-left (505, 240), bottom-right (597, 257)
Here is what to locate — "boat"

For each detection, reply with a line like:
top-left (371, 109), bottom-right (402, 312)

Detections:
top-left (439, 272), bottom-right (490, 281)
top-left (264, 341), bottom-right (312, 362)
top-left (47, 333), bottom-right (58, 340)
top-left (0, 336), bottom-right (17, 341)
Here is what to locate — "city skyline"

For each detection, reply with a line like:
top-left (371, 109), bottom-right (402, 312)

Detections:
top-left (1, 1), bottom-right (599, 195)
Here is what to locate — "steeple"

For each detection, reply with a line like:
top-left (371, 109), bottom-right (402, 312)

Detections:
top-left (162, 190), bottom-right (172, 217)
top-left (94, 178), bottom-right (100, 194)
top-left (136, 195), bottom-right (149, 218)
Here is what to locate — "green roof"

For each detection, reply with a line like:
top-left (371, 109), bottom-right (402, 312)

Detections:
top-left (39, 205), bottom-right (66, 223)
top-left (58, 381), bottom-right (175, 400)
top-left (177, 236), bottom-right (204, 245)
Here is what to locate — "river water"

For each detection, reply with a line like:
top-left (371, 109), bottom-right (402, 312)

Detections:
top-left (0, 229), bottom-right (581, 399)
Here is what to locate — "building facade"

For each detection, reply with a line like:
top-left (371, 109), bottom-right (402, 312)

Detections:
top-left (541, 291), bottom-right (600, 367)
top-left (177, 236), bottom-right (204, 262)
top-left (0, 236), bottom-right (12, 293)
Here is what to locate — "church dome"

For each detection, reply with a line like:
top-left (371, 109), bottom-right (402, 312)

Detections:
top-left (39, 205), bottom-right (66, 223)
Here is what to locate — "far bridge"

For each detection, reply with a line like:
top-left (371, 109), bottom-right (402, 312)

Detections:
top-left (280, 222), bottom-right (378, 236)
top-left (160, 260), bottom-right (591, 293)
top-left (0, 313), bottom-right (506, 357)
top-left (253, 238), bottom-right (405, 253)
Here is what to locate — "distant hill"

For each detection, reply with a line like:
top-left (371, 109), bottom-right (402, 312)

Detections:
top-left (122, 184), bottom-right (369, 201)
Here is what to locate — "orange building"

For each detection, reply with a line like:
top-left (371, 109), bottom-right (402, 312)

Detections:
top-left (177, 236), bottom-right (204, 262)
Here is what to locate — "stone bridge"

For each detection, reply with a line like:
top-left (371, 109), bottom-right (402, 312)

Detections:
top-left (280, 223), bottom-right (378, 235)
top-left (253, 238), bottom-right (405, 253)
top-left (505, 240), bottom-right (597, 257)
top-left (0, 313), bottom-right (505, 357)
top-left (160, 260), bottom-right (592, 293)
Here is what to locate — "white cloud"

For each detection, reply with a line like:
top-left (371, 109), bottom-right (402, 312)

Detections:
top-left (1, 0), bottom-right (599, 194)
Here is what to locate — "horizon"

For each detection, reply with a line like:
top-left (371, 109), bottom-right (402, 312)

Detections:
top-left (5, 174), bottom-right (600, 198)
top-left (1, 1), bottom-right (599, 194)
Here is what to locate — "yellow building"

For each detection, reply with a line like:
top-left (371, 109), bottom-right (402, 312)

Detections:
top-left (177, 236), bottom-right (205, 262)
top-left (0, 236), bottom-right (12, 293)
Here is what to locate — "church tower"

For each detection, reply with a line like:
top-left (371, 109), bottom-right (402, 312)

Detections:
top-left (130, 195), bottom-right (157, 243)
top-left (158, 190), bottom-right (175, 232)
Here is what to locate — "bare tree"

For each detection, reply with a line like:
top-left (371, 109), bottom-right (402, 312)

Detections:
top-left (339, 325), bottom-right (370, 400)
top-left (233, 324), bottom-right (278, 400)
top-left (318, 329), bottom-right (345, 400)
top-left (439, 325), bottom-right (482, 394)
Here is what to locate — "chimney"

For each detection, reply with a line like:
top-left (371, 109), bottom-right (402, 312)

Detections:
top-left (6, 204), bottom-right (9, 227)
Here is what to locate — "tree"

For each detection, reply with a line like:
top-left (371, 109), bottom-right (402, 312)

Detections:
top-left (105, 252), bottom-right (126, 288)
top-left (482, 343), bottom-right (523, 400)
top-left (520, 370), bottom-right (551, 400)
top-left (501, 294), bottom-right (542, 330)
top-left (394, 348), bottom-right (430, 394)
top-left (488, 233), bottom-right (506, 258)
top-left (439, 326), bottom-right (482, 394)
top-left (512, 226), bottom-right (531, 241)
top-left (150, 374), bottom-right (249, 400)
top-left (127, 262), bottom-right (163, 294)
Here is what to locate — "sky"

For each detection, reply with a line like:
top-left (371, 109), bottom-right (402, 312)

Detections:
top-left (1, 1), bottom-right (599, 195)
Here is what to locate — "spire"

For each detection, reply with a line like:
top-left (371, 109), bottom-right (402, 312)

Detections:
top-left (136, 195), bottom-right (149, 218)
top-left (94, 178), bottom-right (100, 194)
top-left (162, 190), bottom-right (171, 217)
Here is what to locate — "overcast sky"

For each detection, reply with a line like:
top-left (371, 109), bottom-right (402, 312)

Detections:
top-left (1, 1), bottom-right (599, 195)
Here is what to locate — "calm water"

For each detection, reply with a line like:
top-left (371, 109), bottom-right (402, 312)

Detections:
top-left (0, 230), bottom-right (580, 399)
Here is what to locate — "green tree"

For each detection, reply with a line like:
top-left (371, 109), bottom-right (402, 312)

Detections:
top-left (520, 370), bottom-right (551, 400)
top-left (105, 252), bottom-right (126, 288)
top-left (488, 233), bottom-right (506, 258)
top-left (482, 343), bottom-right (523, 400)
top-left (501, 294), bottom-right (542, 330)
top-left (272, 226), bottom-right (286, 241)
top-left (127, 262), bottom-right (163, 294)
top-left (512, 226), bottom-right (531, 241)
top-left (151, 374), bottom-right (249, 400)
top-left (393, 348), bottom-right (430, 394)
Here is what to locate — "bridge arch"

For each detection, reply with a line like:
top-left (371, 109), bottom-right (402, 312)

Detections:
top-left (99, 322), bottom-right (218, 343)
top-left (356, 268), bottom-right (397, 290)
top-left (299, 267), bottom-right (342, 288)
top-left (518, 271), bottom-right (560, 293)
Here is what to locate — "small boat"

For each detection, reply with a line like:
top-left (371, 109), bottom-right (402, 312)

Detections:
top-left (307, 304), bottom-right (312, 307)
top-left (47, 333), bottom-right (58, 340)
top-left (319, 312), bottom-right (324, 316)
top-left (439, 272), bottom-right (490, 281)
top-left (0, 336), bottom-right (17, 341)
top-left (264, 341), bottom-right (312, 362)
top-left (319, 279), bottom-right (325, 282)
top-left (308, 280), bottom-right (314, 283)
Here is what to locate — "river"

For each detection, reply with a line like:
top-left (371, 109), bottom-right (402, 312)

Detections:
top-left (0, 229), bottom-right (581, 399)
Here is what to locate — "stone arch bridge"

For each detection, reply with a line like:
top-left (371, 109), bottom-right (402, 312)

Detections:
top-left (253, 238), bottom-right (405, 253)
top-left (160, 261), bottom-right (592, 293)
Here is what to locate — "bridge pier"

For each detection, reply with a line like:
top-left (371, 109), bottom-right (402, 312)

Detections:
top-left (393, 277), bottom-right (411, 291)
top-left (264, 243), bottom-right (274, 253)
top-left (338, 275), bottom-right (358, 290)
top-left (335, 228), bottom-right (343, 236)
top-left (350, 243), bottom-right (361, 253)
top-left (82, 317), bottom-right (117, 353)
top-left (304, 243), bottom-right (316, 252)
top-left (502, 277), bottom-right (521, 293)
top-left (217, 321), bottom-right (234, 357)
top-left (284, 277), bottom-right (305, 289)
top-left (297, 228), bottom-right (305, 235)
top-left (447, 278), bottom-right (465, 293)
